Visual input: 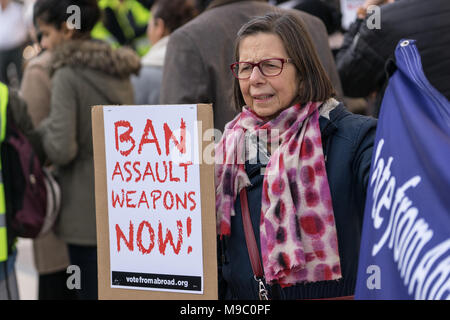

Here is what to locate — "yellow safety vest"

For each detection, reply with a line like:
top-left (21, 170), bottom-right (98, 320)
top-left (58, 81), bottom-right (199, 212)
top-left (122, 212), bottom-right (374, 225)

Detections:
top-left (0, 82), bottom-right (8, 262)
top-left (92, 0), bottom-right (151, 56)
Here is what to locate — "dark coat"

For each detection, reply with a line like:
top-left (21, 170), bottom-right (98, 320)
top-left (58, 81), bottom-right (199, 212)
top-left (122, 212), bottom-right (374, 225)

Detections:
top-left (160, 0), bottom-right (343, 132)
top-left (219, 103), bottom-right (377, 299)
top-left (336, 0), bottom-right (450, 105)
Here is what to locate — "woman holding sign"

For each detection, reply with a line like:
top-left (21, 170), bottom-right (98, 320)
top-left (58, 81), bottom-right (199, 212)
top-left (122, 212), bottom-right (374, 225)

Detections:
top-left (33, 0), bottom-right (140, 299)
top-left (215, 12), bottom-right (377, 300)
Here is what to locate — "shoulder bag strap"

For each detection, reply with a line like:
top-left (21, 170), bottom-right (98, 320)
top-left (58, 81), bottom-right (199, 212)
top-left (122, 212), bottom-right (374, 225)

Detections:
top-left (240, 187), bottom-right (269, 300)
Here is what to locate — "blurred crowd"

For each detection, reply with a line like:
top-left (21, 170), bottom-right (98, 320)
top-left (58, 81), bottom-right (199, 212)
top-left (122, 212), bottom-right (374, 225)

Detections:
top-left (0, 0), bottom-right (448, 300)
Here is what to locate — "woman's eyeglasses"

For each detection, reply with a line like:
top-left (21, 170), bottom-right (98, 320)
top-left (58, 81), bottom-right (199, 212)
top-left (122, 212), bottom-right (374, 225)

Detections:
top-left (230, 58), bottom-right (292, 80)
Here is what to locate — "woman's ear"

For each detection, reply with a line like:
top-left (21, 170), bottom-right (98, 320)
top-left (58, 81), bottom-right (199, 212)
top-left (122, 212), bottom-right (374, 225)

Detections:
top-left (154, 18), bottom-right (167, 38)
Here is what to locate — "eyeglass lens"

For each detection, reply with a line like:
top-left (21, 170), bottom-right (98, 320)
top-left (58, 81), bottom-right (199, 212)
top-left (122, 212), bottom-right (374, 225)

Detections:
top-left (235, 59), bottom-right (284, 79)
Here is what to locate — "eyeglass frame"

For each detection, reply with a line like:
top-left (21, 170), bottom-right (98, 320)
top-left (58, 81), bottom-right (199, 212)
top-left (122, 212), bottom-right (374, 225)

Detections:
top-left (230, 58), bottom-right (293, 80)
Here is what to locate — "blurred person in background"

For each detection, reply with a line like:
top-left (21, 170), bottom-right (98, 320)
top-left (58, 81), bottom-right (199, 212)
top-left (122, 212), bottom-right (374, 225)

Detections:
top-left (276, 0), bottom-right (341, 35)
top-left (91, 0), bottom-right (152, 56)
top-left (275, 0), bottom-right (371, 115)
top-left (195, 0), bottom-right (211, 12)
top-left (160, 0), bottom-right (342, 133)
top-left (0, 82), bottom-right (23, 300)
top-left (0, 0), bottom-right (29, 88)
top-left (132, 0), bottom-right (198, 105)
top-left (0, 80), bottom-right (44, 300)
top-left (32, 0), bottom-right (140, 299)
top-left (19, 1), bottom-right (76, 300)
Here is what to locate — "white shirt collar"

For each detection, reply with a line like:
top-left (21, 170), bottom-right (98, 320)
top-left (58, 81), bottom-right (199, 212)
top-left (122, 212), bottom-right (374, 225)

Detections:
top-left (319, 98), bottom-right (339, 120)
top-left (141, 36), bottom-right (170, 67)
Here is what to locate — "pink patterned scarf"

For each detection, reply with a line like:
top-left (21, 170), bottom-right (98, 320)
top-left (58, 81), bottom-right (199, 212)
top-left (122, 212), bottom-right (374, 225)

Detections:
top-left (215, 101), bottom-right (342, 286)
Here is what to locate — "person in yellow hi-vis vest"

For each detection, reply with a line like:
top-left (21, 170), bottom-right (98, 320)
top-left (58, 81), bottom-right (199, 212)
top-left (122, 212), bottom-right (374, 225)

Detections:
top-left (0, 81), bottom-right (19, 300)
top-left (0, 81), bottom-right (43, 300)
top-left (91, 0), bottom-right (152, 56)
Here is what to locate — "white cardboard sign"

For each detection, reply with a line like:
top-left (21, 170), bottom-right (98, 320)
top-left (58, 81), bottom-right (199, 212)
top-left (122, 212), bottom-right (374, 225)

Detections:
top-left (102, 105), bottom-right (203, 294)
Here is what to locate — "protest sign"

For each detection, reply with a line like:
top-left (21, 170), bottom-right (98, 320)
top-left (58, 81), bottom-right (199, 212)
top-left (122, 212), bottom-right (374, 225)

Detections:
top-left (92, 104), bottom-right (217, 299)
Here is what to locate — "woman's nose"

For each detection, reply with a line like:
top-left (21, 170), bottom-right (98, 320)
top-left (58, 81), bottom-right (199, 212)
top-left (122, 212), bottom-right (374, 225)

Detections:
top-left (40, 39), bottom-right (48, 50)
top-left (249, 65), bottom-right (265, 84)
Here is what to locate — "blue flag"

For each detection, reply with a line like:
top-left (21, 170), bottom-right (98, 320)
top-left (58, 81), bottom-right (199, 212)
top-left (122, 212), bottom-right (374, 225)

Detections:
top-left (355, 40), bottom-right (450, 300)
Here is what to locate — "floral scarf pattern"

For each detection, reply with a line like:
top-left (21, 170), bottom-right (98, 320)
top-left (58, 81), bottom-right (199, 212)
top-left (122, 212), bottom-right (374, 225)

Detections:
top-left (215, 101), bottom-right (342, 286)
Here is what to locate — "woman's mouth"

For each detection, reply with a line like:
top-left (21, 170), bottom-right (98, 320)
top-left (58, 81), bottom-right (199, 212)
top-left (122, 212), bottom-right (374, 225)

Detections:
top-left (253, 94), bottom-right (274, 102)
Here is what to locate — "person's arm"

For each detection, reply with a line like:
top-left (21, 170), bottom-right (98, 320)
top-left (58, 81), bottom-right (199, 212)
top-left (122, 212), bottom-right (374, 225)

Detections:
top-left (37, 68), bottom-right (78, 166)
top-left (336, 0), bottom-right (395, 98)
top-left (336, 16), bottom-right (387, 98)
top-left (159, 29), bottom-right (210, 105)
top-left (20, 64), bottom-right (51, 127)
top-left (7, 88), bottom-right (46, 164)
top-left (352, 116), bottom-right (377, 219)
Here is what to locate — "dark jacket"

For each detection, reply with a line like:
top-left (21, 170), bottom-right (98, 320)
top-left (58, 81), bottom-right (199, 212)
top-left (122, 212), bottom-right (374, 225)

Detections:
top-left (336, 0), bottom-right (450, 106)
top-left (160, 0), bottom-right (343, 132)
top-left (219, 103), bottom-right (377, 299)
